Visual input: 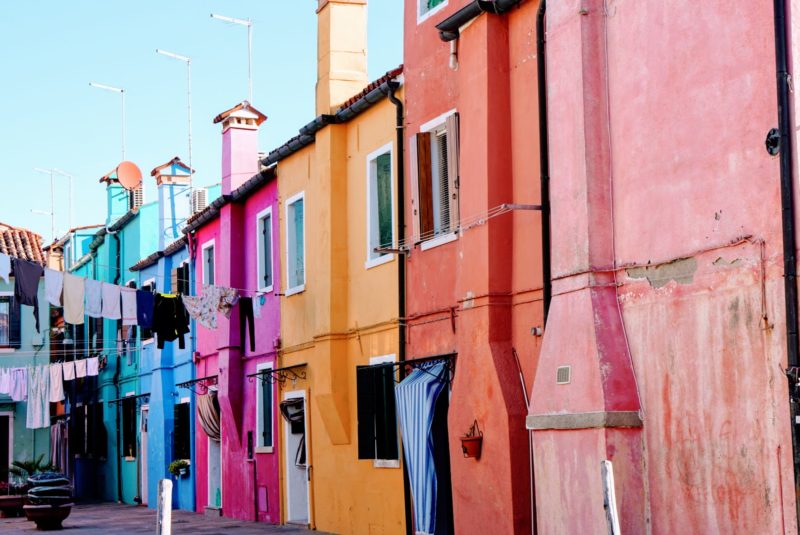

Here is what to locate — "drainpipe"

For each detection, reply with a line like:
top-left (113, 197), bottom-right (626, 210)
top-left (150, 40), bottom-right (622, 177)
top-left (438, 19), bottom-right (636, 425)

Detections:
top-left (773, 0), bottom-right (800, 529)
top-left (109, 228), bottom-right (123, 503)
top-left (435, 0), bottom-right (524, 41)
top-left (383, 80), bottom-right (414, 535)
top-left (536, 0), bottom-right (552, 324)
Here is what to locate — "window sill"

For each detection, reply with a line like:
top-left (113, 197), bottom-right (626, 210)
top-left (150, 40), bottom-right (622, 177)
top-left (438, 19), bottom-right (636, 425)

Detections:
top-left (256, 446), bottom-right (274, 455)
top-left (417, 1), bottom-right (448, 24)
top-left (374, 459), bottom-right (400, 469)
top-left (142, 339), bottom-right (155, 346)
top-left (124, 456), bottom-right (136, 462)
top-left (365, 254), bottom-right (394, 270)
top-left (258, 285), bottom-right (274, 295)
top-left (420, 232), bottom-right (457, 251)
top-left (285, 284), bottom-right (305, 297)
top-left (0, 348), bottom-right (15, 354)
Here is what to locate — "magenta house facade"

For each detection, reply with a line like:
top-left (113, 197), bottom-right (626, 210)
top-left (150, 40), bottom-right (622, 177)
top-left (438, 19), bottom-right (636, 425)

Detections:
top-left (184, 102), bottom-right (281, 523)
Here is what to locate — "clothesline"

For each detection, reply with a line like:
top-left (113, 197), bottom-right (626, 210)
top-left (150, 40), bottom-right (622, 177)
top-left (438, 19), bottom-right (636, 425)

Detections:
top-left (1, 346), bottom-right (147, 357)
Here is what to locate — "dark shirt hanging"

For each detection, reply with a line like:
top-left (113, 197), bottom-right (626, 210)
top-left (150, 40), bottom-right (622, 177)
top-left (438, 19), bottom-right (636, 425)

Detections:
top-left (136, 290), bottom-right (155, 328)
top-left (153, 294), bottom-right (190, 349)
top-left (12, 259), bottom-right (43, 332)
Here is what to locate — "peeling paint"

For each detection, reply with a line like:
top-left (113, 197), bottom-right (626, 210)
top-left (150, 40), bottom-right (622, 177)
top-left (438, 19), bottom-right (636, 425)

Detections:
top-left (626, 257), bottom-right (698, 288)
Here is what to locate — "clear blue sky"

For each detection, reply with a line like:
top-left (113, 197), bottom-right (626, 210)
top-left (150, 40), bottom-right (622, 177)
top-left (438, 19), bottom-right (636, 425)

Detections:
top-left (0, 1), bottom-right (403, 242)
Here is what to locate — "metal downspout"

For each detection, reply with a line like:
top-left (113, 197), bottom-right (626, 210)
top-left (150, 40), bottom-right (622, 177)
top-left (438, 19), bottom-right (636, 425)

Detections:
top-left (773, 0), bottom-right (800, 530)
top-left (385, 81), bottom-right (414, 535)
top-left (110, 230), bottom-right (123, 503)
top-left (537, 0), bottom-right (552, 324)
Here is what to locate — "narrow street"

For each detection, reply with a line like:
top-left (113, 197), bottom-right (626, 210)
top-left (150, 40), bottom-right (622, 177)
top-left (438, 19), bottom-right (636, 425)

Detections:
top-left (0, 503), bottom-right (320, 534)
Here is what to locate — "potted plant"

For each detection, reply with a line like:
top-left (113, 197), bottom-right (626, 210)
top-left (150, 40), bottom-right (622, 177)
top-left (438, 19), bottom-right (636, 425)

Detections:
top-left (0, 480), bottom-right (26, 518)
top-left (169, 460), bottom-right (190, 478)
top-left (460, 420), bottom-right (483, 460)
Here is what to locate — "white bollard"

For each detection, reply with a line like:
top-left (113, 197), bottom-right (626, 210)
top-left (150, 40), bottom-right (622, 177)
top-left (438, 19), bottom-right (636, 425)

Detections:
top-left (156, 479), bottom-right (173, 535)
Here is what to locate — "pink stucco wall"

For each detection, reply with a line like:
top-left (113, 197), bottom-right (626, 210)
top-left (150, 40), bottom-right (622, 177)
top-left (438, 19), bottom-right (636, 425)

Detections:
top-left (192, 119), bottom-right (281, 524)
top-left (530, 1), bottom-right (797, 533)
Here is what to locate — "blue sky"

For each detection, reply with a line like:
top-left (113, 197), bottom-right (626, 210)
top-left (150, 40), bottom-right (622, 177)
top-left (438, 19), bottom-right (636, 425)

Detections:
top-left (0, 1), bottom-right (403, 242)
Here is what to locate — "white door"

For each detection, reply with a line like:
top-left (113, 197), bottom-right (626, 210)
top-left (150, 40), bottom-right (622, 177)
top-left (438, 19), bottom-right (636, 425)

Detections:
top-left (283, 391), bottom-right (309, 525)
top-left (140, 407), bottom-right (148, 505)
top-left (208, 437), bottom-right (222, 508)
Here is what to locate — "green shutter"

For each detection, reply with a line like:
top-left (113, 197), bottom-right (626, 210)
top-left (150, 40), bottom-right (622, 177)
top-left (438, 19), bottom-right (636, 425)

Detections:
top-left (261, 379), bottom-right (272, 447)
top-left (376, 153), bottom-right (393, 250)
top-left (262, 216), bottom-right (272, 288)
top-left (294, 200), bottom-right (304, 286)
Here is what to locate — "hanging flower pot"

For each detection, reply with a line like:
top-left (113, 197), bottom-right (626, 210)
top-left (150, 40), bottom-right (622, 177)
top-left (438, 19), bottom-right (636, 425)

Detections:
top-left (460, 420), bottom-right (483, 460)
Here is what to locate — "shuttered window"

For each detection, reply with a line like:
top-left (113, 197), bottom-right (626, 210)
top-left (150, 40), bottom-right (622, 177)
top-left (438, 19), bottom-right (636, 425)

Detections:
top-left (173, 402), bottom-right (191, 460)
top-left (257, 209), bottom-right (274, 291)
top-left (203, 243), bottom-right (215, 285)
top-left (286, 193), bottom-right (305, 293)
top-left (257, 363), bottom-right (274, 450)
top-left (121, 397), bottom-right (137, 458)
top-left (410, 112), bottom-right (460, 244)
top-left (356, 363), bottom-right (399, 461)
top-left (367, 147), bottom-right (395, 266)
top-left (0, 296), bottom-right (11, 347)
top-left (172, 264), bottom-right (190, 295)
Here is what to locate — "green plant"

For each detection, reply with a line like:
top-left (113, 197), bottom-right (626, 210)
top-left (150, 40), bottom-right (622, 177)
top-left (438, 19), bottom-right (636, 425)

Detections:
top-left (8, 455), bottom-right (55, 480)
top-left (168, 460), bottom-right (190, 477)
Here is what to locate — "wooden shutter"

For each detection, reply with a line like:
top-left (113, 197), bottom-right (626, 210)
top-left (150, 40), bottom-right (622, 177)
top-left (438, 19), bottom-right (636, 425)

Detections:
top-left (411, 133), bottom-right (434, 242)
top-left (375, 364), bottom-right (399, 460)
top-left (9, 296), bottom-right (20, 349)
top-left (356, 366), bottom-right (377, 459)
top-left (171, 268), bottom-right (179, 293)
top-left (445, 112), bottom-right (460, 232)
top-left (261, 379), bottom-right (272, 447)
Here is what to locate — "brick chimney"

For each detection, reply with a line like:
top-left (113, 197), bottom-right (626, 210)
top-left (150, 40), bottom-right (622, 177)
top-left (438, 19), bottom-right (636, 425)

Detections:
top-left (213, 101), bottom-right (267, 195)
top-left (150, 156), bottom-right (193, 250)
top-left (316, 0), bottom-right (368, 115)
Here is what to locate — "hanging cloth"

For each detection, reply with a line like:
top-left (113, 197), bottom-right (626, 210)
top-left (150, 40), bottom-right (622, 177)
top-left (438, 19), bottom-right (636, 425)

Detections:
top-left (13, 258), bottom-right (43, 332)
top-left (44, 268), bottom-right (64, 307)
top-left (279, 398), bottom-right (307, 466)
top-left (84, 279), bottom-right (102, 318)
top-left (182, 285), bottom-right (222, 329)
top-left (101, 282), bottom-right (121, 320)
top-left (196, 391), bottom-right (221, 442)
top-left (63, 273), bottom-right (85, 325)
top-left (26, 365), bottom-right (50, 429)
top-left (153, 294), bottom-right (190, 350)
top-left (62, 360), bottom-right (75, 381)
top-left (0, 368), bottom-right (10, 395)
top-left (395, 363), bottom-right (449, 535)
top-left (75, 359), bottom-right (87, 379)
top-left (86, 357), bottom-right (99, 377)
top-left (136, 290), bottom-right (155, 328)
top-left (218, 287), bottom-right (240, 318)
top-left (48, 363), bottom-right (64, 402)
top-left (9, 367), bottom-right (27, 401)
top-left (120, 287), bottom-right (138, 326)
top-left (0, 253), bottom-right (10, 284)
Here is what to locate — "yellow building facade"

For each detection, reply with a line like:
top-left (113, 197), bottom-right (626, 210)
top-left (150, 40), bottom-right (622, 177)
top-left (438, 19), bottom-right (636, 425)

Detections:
top-left (268, 2), bottom-right (406, 533)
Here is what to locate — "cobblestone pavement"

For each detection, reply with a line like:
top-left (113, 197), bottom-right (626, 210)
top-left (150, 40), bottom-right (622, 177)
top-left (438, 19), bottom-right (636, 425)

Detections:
top-left (0, 503), bottom-right (324, 534)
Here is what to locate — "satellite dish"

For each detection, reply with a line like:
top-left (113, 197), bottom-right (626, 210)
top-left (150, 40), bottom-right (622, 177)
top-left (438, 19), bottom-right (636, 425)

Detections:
top-left (117, 161), bottom-right (142, 190)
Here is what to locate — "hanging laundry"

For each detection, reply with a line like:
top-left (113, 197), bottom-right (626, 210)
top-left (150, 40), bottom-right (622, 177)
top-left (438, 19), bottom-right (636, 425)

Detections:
top-left (84, 279), bottom-right (102, 318)
top-left (120, 287), bottom-right (138, 326)
top-left (219, 287), bottom-right (240, 318)
top-left (63, 273), bottom-right (85, 325)
top-left (12, 258), bottom-right (43, 332)
top-left (9, 368), bottom-right (27, 401)
top-left (62, 360), bottom-right (75, 382)
top-left (239, 297), bottom-right (256, 352)
top-left (153, 293), bottom-right (190, 350)
top-left (253, 293), bottom-right (264, 319)
top-left (136, 290), bottom-right (155, 328)
top-left (0, 253), bottom-right (10, 284)
top-left (75, 359), bottom-right (87, 379)
top-left (44, 268), bottom-right (64, 307)
top-left (86, 357), bottom-right (99, 377)
top-left (0, 368), bottom-right (10, 394)
top-left (48, 363), bottom-right (64, 402)
top-left (26, 365), bottom-right (50, 429)
top-left (182, 285), bottom-right (223, 329)
top-left (101, 282), bottom-right (121, 320)
top-left (50, 420), bottom-right (68, 476)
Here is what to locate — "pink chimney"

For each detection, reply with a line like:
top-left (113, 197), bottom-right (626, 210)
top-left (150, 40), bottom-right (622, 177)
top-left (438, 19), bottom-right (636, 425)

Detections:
top-left (213, 101), bottom-right (267, 195)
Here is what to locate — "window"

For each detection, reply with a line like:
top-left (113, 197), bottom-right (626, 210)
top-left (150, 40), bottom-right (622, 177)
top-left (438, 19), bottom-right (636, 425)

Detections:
top-left (0, 293), bottom-right (20, 349)
top-left (366, 145), bottom-right (395, 268)
top-left (418, 0), bottom-right (448, 23)
top-left (172, 262), bottom-right (190, 295)
top-left (356, 356), bottom-right (399, 465)
top-left (72, 403), bottom-right (106, 459)
top-left (121, 397), bottom-right (137, 458)
top-left (411, 112), bottom-right (460, 247)
top-left (89, 316), bottom-right (103, 354)
top-left (202, 241), bottom-right (215, 286)
top-left (256, 362), bottom-right (274, 452)
top-left (285, 192), bottom-right (305, 295)
top-left (173, 402), bottom-right (191, 460)
top-left (256, 208), bottom-right (274, 291)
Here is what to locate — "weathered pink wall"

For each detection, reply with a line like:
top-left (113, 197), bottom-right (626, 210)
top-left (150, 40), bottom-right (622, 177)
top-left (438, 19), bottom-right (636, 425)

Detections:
top-left (531, 0), bottom-right (797, 533)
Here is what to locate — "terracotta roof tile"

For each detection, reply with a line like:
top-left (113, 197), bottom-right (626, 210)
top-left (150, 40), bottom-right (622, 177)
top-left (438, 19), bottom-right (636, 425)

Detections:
top-left (338, 65), bottom-right (403, 110)
top-left (0, 222), bottom-right (45, 264)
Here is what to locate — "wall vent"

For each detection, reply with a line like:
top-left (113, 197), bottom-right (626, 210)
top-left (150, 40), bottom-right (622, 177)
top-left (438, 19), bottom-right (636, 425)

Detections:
top-left (556, 365), bottom-right (571, 385)
top-left (191, 188), bottom-right (208, 214)
top-left (130, 185), bottom-right (144, 210)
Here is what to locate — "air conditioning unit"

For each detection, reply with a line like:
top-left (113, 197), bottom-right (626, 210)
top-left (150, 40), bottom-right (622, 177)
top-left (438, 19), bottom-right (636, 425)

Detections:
top-left (130, 185), bottom-right (144, 210)
top-left (191, 188), bottom-right (208, 214)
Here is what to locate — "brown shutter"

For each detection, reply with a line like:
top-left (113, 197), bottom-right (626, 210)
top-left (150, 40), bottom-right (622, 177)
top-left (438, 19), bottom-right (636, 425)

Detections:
top-left (445, 112), bottom-right (460, 232)
top-left (409, 134), bottom-right (422, 242)
top-left (171, 268), bottom-right (179, 293)
top-left (416, 133), bottom-right (434, 239)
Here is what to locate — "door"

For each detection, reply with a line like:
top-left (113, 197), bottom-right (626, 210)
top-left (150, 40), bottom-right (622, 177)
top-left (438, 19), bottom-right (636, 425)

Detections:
top-left (282, 391), bottom-right (309, 525)
top-left (0, 414), bottom-right (10, 484)
top-left (208, 437), bottom-right (222, 509)
top-left (140, 407), bottom-right (148, 505)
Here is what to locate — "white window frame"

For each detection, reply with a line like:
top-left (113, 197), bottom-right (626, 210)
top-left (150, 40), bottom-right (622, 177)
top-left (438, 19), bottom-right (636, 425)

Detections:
top-left (365, 142), bottom-right (396, 270)
top-left (369, 354), bottom-right (400, 469)
top-left (0, 291), bottom-right (14, 353)
top-left (141, 278), bottom-right (156, 345)
top-left (285, 191), bottom-right (306, 296)
top-left (201, 239), bottom-right (216, 286)
top-left (255, 207), bottom-right (275, 294)
top-left (255, 361), bottom-right (275, 453)
top-left (418, 0), bottom-right (448, 24)
top-left (419, 109), bottom-right (459, 250)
